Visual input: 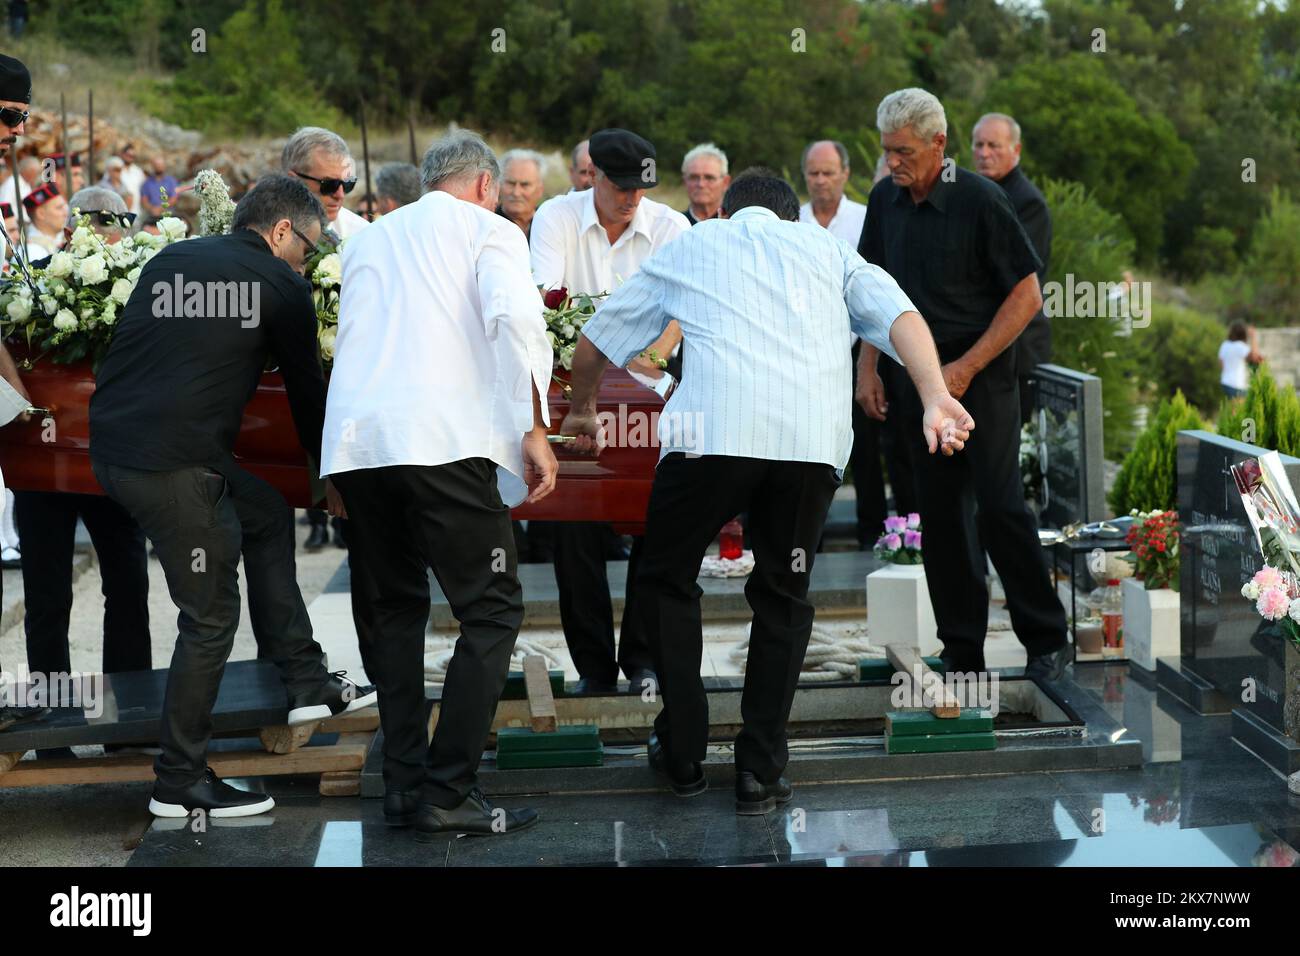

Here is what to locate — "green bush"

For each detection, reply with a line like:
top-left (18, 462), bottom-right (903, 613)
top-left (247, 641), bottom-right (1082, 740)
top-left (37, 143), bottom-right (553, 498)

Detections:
top-left (1131, 303), bottom-right (1224, 417)
top-left (1225, 188), bottom-right (1300, 329)
top-left (1110, 391), bottom-right (1205, 514)
top-left (1218, 362), bottom-right (1300, 457)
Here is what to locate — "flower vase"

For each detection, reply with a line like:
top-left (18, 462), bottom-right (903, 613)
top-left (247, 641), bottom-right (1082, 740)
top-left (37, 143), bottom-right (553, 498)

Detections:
top-left (866, 562), bottom-right (939, 656)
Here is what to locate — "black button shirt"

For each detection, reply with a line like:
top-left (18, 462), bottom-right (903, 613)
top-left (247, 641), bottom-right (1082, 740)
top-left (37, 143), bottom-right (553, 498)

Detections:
top-left (90, 228), bottom-right (327, 477)
top-left (858, 166), bottom-right (1042, 345)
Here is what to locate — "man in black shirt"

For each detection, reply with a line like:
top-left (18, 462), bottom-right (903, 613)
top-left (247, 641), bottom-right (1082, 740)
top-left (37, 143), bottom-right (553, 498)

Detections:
top-left (90, 175), bottom-right (377, 818)
top-left (973, 112), bottom-right (1053, 423)
top-left (857, 88), bottom-right (1068, 680)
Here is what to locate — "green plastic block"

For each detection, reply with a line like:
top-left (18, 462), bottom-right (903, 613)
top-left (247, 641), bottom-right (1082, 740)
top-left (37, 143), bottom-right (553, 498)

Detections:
top-left (885, 731), bottom-right (996, 755)
top-left (857, 657), bottom-right (945, 682)
top-left (496, 724), bottom-right (601, 753)
top-left (885, 708), bottom-right (993, 737)
top-left (500, 669), bottom-right (566, 700)
top-left (496, 744), bottom-right (604, 770)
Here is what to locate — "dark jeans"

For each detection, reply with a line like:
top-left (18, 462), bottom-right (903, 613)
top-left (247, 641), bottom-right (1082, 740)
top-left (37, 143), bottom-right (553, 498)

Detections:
top-left (892, 341), bottom-right (1067, 671)
top-left (552, 523), bottom-right (654, 683)
top-left (13, 490), bottom-right (151, 676)
top-left (637, 453), bottom-right (840, 782)
top-left (332, 459), bottom-right (523, 808)
top-left (91, 459), bottom-right (330, 789)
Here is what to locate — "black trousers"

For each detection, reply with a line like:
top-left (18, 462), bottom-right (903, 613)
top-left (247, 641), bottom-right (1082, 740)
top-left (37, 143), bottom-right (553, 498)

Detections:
top-left (91, 459), bottom-right (330, 789)
top-left (13, 490), bottom-right (151, 676)
top-left (637, 453), bottom-right (840, 782)
top-left (332, 459), bottom-right (523, 808)
top-left (891, 341), bottom-right (1066, 671)
top-left (552, 524), bottom-right (654, 683)
top-left (850, 346), bottom-right (921, 547)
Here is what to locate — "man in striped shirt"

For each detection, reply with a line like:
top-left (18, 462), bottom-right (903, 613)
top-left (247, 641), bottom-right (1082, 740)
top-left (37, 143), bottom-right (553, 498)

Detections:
top-left (562, 174), bottom-right (971, 813)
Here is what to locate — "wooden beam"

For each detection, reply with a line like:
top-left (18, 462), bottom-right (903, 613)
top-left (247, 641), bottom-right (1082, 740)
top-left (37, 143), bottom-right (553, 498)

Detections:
top-left (886, 643), bottom-right (959, 718)
top-left (259, 720), bottom-right (320, 754)
top-left (523, 654), bottom-right (558, 733)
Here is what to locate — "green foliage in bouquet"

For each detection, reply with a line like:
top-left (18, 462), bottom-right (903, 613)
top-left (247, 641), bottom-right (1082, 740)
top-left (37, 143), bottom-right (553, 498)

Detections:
top-left (1109, 391), bottom-right (1205, 515)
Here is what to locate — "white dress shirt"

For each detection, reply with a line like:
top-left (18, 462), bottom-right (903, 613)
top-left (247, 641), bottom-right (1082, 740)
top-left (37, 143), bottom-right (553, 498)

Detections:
top-left (119, 163), bottom-right (146, 212)
top-left (25, 226), bottom-right (59, 261)
top-left (530, 188), bottom-right (688, 296)
top-left (330, 205), bottom-right (370, 241)
top-left (321, 190), bottom-right (553, 507)
top-left (799, 195), bottom-right (867, 248)
top-left (580, 205), bottom-right (915, 472)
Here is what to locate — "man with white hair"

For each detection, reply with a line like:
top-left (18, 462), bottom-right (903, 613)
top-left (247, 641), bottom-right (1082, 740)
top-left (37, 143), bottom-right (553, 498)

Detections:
top-left (324, 130), bottom-right (556, 839)
top-left (374, 162), bottom-right (421, 215)
top-left (568, 138), bottom-right (594, 191)
top-left (496, 148), bottom-right (546, 240)
top-left (680, 143), bottom-right (730, 225)
top-left (972, 112), bottom-right (1052, 423)
top-left (281, 125), bottom-right (369, 241)
top-left (857, 88), bottom-right (1068, 682)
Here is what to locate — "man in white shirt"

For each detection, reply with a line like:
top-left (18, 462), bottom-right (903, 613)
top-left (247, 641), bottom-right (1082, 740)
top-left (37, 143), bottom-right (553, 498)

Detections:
top-left (117, 142), bottom-right (146, 213)
top-left (799, 140), bottom-right (867, 245)
top-left (281, 125), bottom-right (370, 242)
top-left (563, 173), bottom-right (971, 809)
top-left (530, 127), bottom-right (688, 696)
top-left (568, 138), bottom-right (593, 192)
top-left (323, 130), bottom-right (557, 840)
top-left (681, 142), bottom-right (730, 225)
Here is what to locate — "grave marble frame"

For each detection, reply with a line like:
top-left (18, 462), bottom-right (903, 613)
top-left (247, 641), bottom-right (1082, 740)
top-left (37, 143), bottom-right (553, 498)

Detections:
top-left (1167, 429), bottom-right (1300, 775)
top-left (1032, 364), bottom-right (1105, 533)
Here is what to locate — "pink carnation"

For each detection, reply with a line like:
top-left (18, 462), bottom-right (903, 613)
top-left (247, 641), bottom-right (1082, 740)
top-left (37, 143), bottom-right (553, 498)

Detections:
top-left (906, 512), bottom-right (921, 530)
top-left (1257, 587), bottom-right (1291, 621)
top-left (904, 529), bottom-right (922, 549)
top-left (1254, 566), bottom-right (1286, 591)
top-left (883, 515), bottom-right (908, 534)
top-left (882, 533), bottom-right (903, 551)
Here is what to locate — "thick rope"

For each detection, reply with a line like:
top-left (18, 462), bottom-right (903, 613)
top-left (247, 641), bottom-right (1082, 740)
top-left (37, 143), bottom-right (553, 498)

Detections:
top-left (424, 636), bottom-right (564, 685)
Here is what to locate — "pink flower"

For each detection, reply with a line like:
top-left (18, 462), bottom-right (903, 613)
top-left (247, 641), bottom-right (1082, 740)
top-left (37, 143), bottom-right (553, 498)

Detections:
top-left (904, 529), bottom-right (922, 549)
top-left (906, 512), bottom-right (921, 530)
top-left (883, 515), bottom-right (908, 534)
top-left (1254, 567), bottom-right (1286, 591)
top-left (882, 533), bottom-right (903, 551)
top-left (1257, 587), bottom-right (1291, 621)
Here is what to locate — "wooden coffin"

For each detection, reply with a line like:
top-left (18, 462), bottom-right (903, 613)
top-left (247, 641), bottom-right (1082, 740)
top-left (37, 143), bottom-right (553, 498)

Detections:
top-left (0, 350), bottom-right (662, 534)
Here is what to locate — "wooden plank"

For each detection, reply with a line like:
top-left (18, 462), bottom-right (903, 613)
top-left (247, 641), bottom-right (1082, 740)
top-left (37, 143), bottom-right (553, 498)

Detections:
top-left (319, 709), bottom-right (380, 734)
top-left (886, 644), bottom-right (960, 718)
top-left (259, 720), bottom-right (320, 754)
top-left (0, 751), bottom-right (25, 774)
top-left (319, 770), bottom-right (361, 797)
top-left (523, 654), bottom-right (557, 733)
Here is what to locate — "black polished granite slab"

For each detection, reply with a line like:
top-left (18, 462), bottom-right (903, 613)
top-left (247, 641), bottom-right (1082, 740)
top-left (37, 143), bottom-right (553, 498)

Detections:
top-left (0, 660), bottom-right (291, 752)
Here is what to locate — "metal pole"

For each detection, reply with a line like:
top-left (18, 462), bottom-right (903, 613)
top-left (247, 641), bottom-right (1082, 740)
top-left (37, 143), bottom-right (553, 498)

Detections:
top-left (10, 151), bottom-right (27, 258)
top-left (59, 91), bottom-right (71, 198)
top-left (408, 102), bottom-right (417, 166)
top-left (359, 97), bottom-right (373, 222)
top-left (87, 89), bottom-right (95, 184)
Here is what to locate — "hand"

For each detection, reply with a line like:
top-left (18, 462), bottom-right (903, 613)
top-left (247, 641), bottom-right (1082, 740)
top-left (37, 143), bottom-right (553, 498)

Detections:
top-left (856, 369), bottom-right (887, 421)
top-left (560, 409), bottom-right (606, 457)
top-left (940, 359), bottom-right (976, 400)
top-left (628, 355), bottom-right (665, 378)
top-left (522, 429), bottom-right (559, 503)
top-left (922, 394), bottom-right (975, 457)
top-left (324, 478), bottom-right (348, 519)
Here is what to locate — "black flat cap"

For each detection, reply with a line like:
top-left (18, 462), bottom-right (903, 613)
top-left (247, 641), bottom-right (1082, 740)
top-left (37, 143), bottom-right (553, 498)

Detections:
top-left (0, 54), bottom-right (32, 105)
top-left (589, 128), bottom-right (658, 189)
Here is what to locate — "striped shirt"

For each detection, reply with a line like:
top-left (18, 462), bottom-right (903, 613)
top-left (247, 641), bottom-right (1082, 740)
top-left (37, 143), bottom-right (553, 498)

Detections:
top-left (580, 204), bottom-right (915, 471)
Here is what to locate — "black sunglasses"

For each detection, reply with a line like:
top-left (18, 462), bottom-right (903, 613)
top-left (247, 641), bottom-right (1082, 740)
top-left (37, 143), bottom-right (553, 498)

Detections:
top-left (89, 210), bottom-right (136, 229)
top-left (0, 107), bottom-right (29, 128)
top-left (294, 170), bottom-right (357, 196)
top-left (290, 224), bottom-right (319, 255)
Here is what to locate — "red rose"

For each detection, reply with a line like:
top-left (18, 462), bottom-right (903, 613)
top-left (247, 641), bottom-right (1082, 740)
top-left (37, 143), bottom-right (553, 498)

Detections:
top-left (1156, 541), bottom-right (1166, 552)
top-left (543, 287), bottom-right (569, 310)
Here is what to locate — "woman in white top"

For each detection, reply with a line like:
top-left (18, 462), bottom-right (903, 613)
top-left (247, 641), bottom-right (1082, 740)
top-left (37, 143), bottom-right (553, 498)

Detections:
top-left (1219, 320), bottom-right (1261, 399)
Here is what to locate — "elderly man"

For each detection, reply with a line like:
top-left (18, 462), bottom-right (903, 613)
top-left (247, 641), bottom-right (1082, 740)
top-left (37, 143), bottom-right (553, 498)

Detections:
top-left (799, 141), bottom-right (866, 244)
top-left (282, 126), bottom-right (369, 242)
top-left (563, 173), bottom-right (970, 808)
top-left (680, 143), bottom-right (730, 225)
top-left (91, 175), bottom-right (377, 817)
top-left (324, 131), bottom-right (556, 839)
top-left (375, 162), bottom-right (422, 215)
top-left (531, 128), bottom-right (689, 696)
top-left (568, 138), bottom-right (594, 191)
top-left (972, 112), bottom-right (1053, 423)
top-left (858, 88), bottom-right (1068, 681)
top-left (13, 187), bottom-right (151, 759)
top-left (496, 148), bottom-right (547, 240)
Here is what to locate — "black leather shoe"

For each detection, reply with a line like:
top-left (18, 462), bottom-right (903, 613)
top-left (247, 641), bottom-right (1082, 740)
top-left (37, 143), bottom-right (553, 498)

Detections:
top-left (735, 771), bottom-right (793, 815)
top-left (332, 523), bottom-right (347, 549)
top-left (305, 525), bottom-right (329, 551)
top-left (384, 788), bottom-right (419, 827)
top-left (149, 767), bottom-right (275, 818)
top-left (414, 787), bottom-right (538, 841)
top-left (287, 670), bottom-right (378, 725)
top-left (625, 669), bottom-right (659, 696)
top-left (0, 704), bottom-right (49, 734)
top-left (647, 732), bottom-right (707, 797)
top-left (1025, 642), bottom-right (1070, 683)
top-left (574, 677), bottom-right (618, 695)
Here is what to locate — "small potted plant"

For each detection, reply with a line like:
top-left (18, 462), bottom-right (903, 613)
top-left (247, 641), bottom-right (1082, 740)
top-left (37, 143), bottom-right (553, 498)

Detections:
top-left (866, 514), bottom-right (938, 654)
top-left (1120, 509), bottom-right (1181, 670)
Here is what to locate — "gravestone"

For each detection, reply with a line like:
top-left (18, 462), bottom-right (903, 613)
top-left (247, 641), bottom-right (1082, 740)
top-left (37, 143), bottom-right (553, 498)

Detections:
top-left (1032, 364), bottom-right (1105, 531)
top-left (1175, 429), bottom-right (1300, 773)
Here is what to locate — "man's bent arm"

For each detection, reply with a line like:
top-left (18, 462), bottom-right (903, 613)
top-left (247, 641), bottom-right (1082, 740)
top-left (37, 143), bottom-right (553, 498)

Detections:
top-left (954, 272), bottom-right (1042, 376)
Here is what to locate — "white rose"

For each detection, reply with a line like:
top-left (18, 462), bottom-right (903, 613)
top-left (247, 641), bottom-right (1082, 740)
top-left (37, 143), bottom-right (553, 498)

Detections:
top-left (80, 306), bottom-right (94, 320)
top-left (315, 253), bottom-right (341, 287)
top-left (68, 225), bottom-right (97, 256)
top-left (101, 301), bottom-right (117, 325)
top-left (40, 295), bottom-right (58, 315)
top-left (157, 217), bottom-right (188, 241)
top-left (127, 266), bottom-right (142, 283)
top-left (1290, 598), bottom-right (1300, 625)
top-left (1242, 581), bottom-right (1261, 600)
top-left (6, 297), bottom-right (31, 322)
top-left (46, 251), bottom-right (75, 278)
top-left (110, 277), bottom-right (134, 306)
top-left (53, 308), bottom-right (78, 331)
top-left (75, 253), bottom-right (109, 285)
top-left (318, 327), bottom-right (337, 361)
